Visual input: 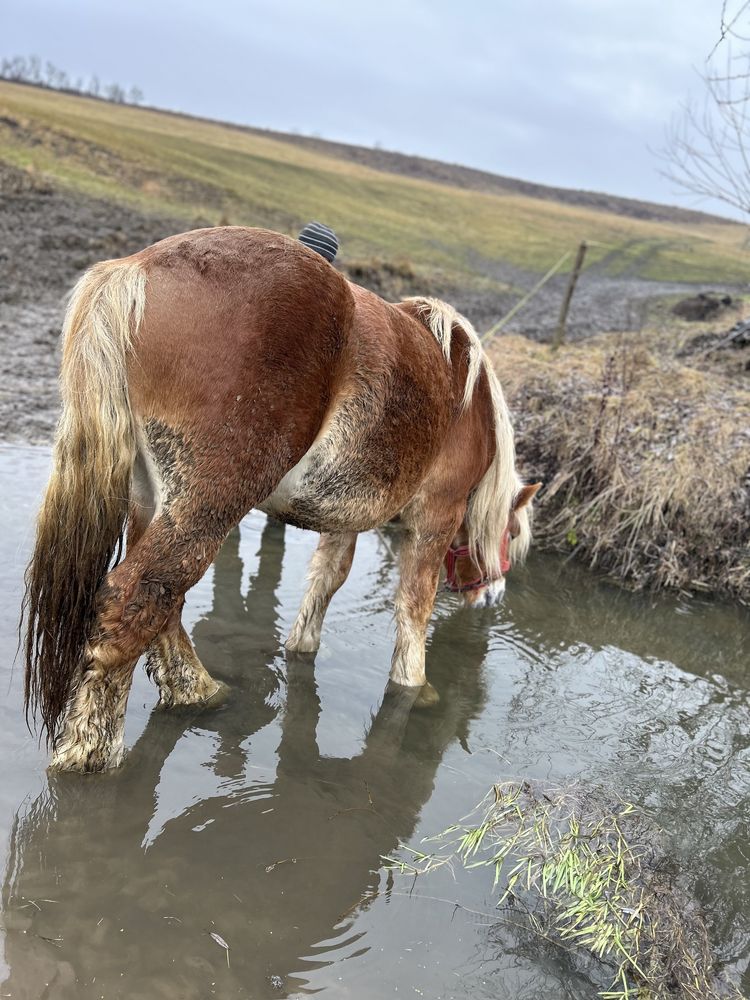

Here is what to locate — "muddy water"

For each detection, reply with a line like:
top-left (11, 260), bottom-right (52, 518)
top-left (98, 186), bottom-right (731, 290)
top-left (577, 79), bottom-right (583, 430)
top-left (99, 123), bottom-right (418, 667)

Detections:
top-left (0, 445), bottom-right (748, 999)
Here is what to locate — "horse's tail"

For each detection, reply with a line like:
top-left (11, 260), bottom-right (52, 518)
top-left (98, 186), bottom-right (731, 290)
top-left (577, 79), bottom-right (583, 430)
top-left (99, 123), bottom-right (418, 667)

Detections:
top-left (466, 360), bottom-right (531, 577)
top-left (23, 259), bottom-right (146, 744)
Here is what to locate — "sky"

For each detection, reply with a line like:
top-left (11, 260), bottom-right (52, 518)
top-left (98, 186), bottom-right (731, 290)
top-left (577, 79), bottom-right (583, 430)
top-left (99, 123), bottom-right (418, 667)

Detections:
top-left (1, 0), bottom-right (740, 217)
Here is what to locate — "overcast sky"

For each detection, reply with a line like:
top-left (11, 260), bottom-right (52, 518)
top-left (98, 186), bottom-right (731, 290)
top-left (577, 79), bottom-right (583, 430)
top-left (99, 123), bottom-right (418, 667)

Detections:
top-left (2, 0), bottom-right (739, 216)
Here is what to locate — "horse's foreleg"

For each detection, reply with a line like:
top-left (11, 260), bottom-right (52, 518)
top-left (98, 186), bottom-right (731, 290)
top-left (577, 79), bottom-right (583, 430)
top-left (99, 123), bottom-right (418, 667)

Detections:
top-left (389, 511), bottom-right (461, 701)
top-left (286, 531), bottom-right (357, 653)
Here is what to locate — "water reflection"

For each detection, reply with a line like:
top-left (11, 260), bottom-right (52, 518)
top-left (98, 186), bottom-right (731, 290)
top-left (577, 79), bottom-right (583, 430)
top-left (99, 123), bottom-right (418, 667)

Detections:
top-left (1, 448), bottom-right (748, 999)
top-left (2, 519), bottom-right (491, 999)
top-left (505, 554), bottom-right (749, 683)
top-left (500, 559), bottom-right (750, 989)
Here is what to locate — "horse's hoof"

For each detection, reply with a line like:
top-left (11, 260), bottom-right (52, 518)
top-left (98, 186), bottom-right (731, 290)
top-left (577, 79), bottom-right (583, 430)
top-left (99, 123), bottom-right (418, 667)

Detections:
top-left (285, 635), bottom-right (320, 655)
top-left (186, 677), bottom-right (229, 707)
top-left (413, 682), bottom-right (440, 709)
top-left (159, 678), bottom-right (229, 710)
top-left (48, 741), bottom-right (124, 773)
top-left (204, 679), bottom-right (229, 705)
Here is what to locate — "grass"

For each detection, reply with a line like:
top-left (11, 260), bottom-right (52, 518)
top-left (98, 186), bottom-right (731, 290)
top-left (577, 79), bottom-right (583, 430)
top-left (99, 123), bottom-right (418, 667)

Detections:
top-left (387, 782), bottom-right (746, 1000)
top-left (489, 314), bottom-right (750, 602)
top-left (1, 80), bottom-right (749, 287)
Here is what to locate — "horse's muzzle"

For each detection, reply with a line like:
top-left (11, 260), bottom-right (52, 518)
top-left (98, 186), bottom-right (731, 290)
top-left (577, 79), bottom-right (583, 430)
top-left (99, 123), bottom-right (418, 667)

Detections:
top-left (463, 576), bottom-right (506, 608)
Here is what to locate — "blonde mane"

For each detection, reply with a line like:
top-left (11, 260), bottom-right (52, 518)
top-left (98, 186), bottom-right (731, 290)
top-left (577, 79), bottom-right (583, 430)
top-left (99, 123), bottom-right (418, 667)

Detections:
top-left (406, 296), bottom-right (532, 576)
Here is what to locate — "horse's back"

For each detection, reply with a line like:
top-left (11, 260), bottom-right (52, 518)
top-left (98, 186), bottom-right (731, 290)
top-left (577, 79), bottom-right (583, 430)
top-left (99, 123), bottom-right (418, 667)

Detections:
top-left (132, 226), bottom-right (354, 408)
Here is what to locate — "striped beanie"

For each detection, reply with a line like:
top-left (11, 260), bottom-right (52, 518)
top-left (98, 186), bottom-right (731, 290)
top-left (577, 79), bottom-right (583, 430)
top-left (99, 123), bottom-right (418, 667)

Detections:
top-left (298, 221), bottom-right (338, 263)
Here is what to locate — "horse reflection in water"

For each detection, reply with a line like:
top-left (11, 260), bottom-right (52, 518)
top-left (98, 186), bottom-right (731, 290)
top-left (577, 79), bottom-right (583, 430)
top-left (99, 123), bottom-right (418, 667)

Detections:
top-left (3, 522), bottom-right (491, 999)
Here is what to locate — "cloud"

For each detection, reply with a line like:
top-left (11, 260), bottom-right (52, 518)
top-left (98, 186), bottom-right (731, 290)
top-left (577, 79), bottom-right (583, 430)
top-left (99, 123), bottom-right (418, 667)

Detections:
top-left (1, 0), bottom-right (737, 213)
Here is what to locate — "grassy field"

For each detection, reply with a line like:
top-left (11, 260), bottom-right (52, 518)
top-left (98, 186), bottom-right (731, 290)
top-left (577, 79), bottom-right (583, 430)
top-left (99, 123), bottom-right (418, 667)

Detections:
top-left (1, 80), bottom-right (749, 288)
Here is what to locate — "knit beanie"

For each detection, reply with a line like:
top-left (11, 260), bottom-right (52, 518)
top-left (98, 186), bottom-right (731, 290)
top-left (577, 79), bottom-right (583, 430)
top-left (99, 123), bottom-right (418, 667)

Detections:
top-left (298, 221), bottom-right (338, 262)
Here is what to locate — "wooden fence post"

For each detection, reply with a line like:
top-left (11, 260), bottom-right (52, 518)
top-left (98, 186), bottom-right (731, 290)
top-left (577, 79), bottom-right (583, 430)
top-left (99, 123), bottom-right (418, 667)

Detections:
top-left (551, 240), bottom-right (587, 351)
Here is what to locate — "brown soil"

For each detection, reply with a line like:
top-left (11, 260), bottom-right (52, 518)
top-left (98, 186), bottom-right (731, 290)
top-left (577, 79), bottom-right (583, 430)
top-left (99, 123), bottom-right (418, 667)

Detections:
top-left (0, 163), bottom-right (186, 442)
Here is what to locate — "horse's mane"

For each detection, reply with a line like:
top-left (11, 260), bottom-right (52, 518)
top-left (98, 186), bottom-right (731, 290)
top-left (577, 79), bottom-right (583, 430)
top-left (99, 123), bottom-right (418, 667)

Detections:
top-left (404, 297), bottom-right (484, 412)
top-left (405, 296), bottom-right (531, 576)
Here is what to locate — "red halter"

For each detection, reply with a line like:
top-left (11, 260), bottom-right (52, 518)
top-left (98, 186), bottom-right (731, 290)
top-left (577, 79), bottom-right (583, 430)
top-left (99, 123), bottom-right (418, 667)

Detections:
top-left (444, 529), bottom-right (511, 593)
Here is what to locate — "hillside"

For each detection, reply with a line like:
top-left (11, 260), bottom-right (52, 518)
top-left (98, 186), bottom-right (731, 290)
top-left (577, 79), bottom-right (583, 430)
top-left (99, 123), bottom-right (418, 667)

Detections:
top-left (1, 80), bottom-right (749, 312)
top-left (237, 126), bottom-right (731, 227)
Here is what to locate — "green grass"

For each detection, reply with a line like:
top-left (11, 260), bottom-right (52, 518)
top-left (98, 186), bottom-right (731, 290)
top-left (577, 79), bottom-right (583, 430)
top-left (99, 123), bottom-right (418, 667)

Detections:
top-left (386, 783), bottom-right (746, 1000)
top-left (2, 80), bottom-right (749, 287)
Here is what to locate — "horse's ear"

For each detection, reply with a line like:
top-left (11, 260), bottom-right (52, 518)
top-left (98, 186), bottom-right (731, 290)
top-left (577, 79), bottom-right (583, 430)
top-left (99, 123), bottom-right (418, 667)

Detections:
top-left (513, 483), bottom-right (541, 511)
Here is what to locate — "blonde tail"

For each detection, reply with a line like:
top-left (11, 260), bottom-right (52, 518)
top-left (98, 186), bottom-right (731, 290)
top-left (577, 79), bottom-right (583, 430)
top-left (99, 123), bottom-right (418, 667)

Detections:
top-left (23, 260), bottom-right (146, 743)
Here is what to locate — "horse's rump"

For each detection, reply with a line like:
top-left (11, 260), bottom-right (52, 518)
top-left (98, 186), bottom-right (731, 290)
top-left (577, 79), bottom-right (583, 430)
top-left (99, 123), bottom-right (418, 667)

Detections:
top-left (129, 228), bottom-right (466, 531)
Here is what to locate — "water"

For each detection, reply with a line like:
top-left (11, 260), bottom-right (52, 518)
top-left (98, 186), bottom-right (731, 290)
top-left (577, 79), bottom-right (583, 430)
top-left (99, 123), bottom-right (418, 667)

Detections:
top-left (0, 445), bottom-right (748, 999)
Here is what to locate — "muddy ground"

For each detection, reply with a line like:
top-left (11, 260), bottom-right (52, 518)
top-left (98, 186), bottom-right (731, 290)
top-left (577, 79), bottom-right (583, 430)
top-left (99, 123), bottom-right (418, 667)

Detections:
top-left (0, 165), bottom-right (183, 442)
top-left (1, 161), bottom-right (744, 443)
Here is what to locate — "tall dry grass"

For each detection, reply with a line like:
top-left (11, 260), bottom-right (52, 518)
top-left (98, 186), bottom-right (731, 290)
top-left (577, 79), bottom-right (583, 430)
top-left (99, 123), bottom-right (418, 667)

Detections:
top-left (491, 330), bottom-right (750, 602)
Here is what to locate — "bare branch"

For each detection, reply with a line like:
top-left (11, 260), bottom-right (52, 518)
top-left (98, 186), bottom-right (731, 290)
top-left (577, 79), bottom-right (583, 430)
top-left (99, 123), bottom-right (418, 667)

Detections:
top-left (660, 12), bottom-right (750, 219)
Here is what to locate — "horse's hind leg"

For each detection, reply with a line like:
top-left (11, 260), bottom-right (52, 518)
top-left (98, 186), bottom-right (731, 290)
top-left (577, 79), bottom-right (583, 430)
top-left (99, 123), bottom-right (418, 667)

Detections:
top-left (286, 532), bottom-right (357, 653)
top-left (389, 502), bottom-right (464, 702)
top-left (145, 600), bottom-right (220, 707)
top-left (50, 508), bottom-right (231, 772)
top-left (49, 652), bottom-right (138, 773)
top-left (128, 456), bottom-right (220, 708)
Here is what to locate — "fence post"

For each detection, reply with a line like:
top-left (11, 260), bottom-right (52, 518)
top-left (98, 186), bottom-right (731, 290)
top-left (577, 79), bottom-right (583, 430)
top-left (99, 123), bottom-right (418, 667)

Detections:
top-left (551, 240), bottom-right (587, 351)
top-left (481, 250), bottom-right (572, 344)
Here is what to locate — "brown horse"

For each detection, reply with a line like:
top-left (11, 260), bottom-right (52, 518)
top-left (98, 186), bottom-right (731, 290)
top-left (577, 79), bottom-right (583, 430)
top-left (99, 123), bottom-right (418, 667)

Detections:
top-left (23, 226), bottom-right (538, 772)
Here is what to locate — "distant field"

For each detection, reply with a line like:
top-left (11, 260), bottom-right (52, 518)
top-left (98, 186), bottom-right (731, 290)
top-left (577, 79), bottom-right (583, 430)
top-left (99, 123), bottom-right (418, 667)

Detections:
top-left (1, 80), bottom-right (749, 287)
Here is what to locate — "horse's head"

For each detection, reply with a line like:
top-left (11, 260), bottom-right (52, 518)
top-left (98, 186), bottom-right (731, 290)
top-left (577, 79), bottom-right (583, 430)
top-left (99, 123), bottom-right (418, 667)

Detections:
top-left (444, 483), bottom-right (541, 608)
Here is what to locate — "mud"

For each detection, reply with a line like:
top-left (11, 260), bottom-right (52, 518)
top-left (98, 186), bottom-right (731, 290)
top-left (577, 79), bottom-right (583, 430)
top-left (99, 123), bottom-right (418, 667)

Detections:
top-left (0, 163), bottom-right (183, 442)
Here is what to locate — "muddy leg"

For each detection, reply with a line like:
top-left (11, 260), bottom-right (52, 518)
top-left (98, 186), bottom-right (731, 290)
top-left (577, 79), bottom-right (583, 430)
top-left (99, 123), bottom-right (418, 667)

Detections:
top-left (49, 653), bottom-right (137, 773)
top-left (286, 532), bottom-right (357, 653)
top-left (389, 508), bottom-right (462, 703)
top-left (126, 491), bottom-right (221, 709)
top-left (145, 602), bottom-right (221, 707)
top-left (50, 512), bottom-right (228, 773)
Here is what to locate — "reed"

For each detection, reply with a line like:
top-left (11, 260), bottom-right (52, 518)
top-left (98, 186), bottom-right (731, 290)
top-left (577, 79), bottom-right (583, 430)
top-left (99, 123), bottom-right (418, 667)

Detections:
top-left (387, 782), bottom-right (745, 1000)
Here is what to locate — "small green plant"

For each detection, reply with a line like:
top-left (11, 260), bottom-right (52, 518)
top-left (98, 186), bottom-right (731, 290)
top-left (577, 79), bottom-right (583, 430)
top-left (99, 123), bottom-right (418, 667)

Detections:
top-left (386, 782), bottom-right (745, 1000)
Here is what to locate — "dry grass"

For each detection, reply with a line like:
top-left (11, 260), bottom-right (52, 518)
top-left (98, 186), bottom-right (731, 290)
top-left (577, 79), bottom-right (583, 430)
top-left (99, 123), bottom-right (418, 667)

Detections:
top-left (388, 782), bottom-right (745, 1000)
top-left (489, 318), bottom-right (750, 602)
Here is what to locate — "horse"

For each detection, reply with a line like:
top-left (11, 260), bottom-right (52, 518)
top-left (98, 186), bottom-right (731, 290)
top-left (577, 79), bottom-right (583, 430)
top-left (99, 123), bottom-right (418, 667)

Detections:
top-left (22, 225), bottom-right (539, 773)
